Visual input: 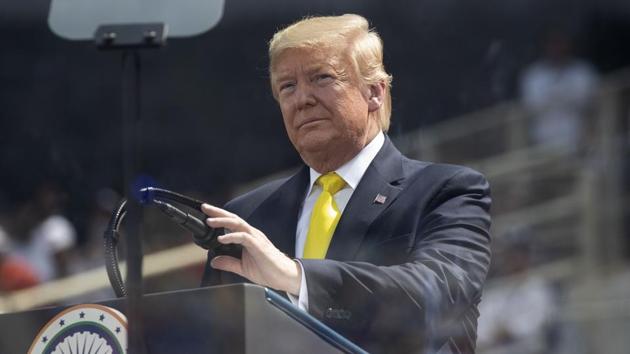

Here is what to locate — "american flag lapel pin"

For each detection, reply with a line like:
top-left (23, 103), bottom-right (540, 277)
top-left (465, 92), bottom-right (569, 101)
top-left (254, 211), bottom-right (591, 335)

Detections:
top-left (374, 194), bottom-right (387, 204)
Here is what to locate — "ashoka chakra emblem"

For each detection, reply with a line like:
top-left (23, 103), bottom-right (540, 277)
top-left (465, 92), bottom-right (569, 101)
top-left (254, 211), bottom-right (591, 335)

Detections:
top-left (28, 304), bottom-right (127, 354)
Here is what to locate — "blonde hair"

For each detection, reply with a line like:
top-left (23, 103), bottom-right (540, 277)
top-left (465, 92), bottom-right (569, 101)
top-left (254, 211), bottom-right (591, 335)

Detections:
top-left (269, 14), bottom-right (393, 132)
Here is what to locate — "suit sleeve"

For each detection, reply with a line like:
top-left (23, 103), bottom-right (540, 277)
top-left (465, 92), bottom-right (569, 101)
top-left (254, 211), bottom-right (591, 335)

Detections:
top-left (299, 167), bottom-right (491, 352)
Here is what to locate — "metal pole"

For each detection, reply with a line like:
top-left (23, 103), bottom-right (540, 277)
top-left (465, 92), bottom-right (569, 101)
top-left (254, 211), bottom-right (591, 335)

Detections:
top-left (121, 50), bottom-right (147, 354)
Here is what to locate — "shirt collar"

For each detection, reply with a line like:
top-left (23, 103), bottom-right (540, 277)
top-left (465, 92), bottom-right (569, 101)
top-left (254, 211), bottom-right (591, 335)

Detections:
top-left (306, 131), bottom-right (385, 195)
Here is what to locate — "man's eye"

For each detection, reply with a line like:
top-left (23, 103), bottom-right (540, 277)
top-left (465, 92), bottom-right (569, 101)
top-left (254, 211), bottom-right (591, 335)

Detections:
top-left (279, 82), bottom-right (295, 92)
top-left (316, 74), bottom-right (334, 83)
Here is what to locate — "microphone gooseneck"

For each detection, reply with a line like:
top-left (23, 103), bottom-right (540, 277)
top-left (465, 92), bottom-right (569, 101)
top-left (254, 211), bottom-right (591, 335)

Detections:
top-left (104, 187), bottom-right (224, 297)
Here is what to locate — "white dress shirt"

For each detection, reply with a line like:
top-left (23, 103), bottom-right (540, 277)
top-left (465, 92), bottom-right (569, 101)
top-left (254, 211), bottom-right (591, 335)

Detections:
top-left (288, 132), bottom-right (385, 310)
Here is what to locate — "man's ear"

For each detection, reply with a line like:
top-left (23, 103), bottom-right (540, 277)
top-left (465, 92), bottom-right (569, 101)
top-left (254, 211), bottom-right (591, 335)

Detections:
top-left (367, 81), bottom-right (386, 112)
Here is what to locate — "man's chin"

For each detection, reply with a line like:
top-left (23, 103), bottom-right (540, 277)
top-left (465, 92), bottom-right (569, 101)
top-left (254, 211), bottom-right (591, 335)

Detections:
top-left (295, 135), bottom-right (335, 155)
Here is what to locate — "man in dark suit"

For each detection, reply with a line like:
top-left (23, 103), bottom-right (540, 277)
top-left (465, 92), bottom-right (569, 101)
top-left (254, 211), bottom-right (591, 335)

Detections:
top-left (201, 14), bottom-right (491, 354)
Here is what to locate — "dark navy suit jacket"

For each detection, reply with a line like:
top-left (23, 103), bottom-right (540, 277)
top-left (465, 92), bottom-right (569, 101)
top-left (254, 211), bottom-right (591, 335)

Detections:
top-left (202, 137), bottom-right (491, 354)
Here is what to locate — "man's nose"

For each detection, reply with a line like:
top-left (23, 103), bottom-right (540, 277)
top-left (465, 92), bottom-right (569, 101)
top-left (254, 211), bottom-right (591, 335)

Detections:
top-left (295, 82), bottom-right (316, 110)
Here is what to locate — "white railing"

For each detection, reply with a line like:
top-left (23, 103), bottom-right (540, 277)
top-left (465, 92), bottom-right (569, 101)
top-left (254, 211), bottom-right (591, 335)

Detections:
top-left (0, 243), bottom-right (207, 313)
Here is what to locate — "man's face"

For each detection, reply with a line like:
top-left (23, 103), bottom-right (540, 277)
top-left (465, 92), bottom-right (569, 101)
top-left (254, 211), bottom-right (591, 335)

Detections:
top-left (271, 46), bottom-right (380, 171)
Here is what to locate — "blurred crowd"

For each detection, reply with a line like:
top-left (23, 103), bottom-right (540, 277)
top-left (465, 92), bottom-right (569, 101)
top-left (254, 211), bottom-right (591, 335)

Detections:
top-left (0, 180), bottom-right (75, 292)
top-left (0, 180), bottom-right (118, 293)
top-left (478, 29), bottom-right (602, 354)
top-left (521, 30), bottom-right (599, 154)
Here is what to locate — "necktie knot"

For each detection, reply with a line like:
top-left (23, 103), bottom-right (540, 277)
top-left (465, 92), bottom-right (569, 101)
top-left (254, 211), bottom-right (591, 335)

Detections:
top-left (316, 173), bottom-right (346, 195)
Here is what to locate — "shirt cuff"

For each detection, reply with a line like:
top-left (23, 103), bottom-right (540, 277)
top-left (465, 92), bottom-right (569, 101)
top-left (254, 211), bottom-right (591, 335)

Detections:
top-left (287, 259), bottom-right (309, 311)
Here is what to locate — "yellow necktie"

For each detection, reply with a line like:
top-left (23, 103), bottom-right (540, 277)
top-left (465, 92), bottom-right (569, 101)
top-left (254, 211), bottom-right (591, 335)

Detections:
top-left (304, 172), bottom-right (347, 259)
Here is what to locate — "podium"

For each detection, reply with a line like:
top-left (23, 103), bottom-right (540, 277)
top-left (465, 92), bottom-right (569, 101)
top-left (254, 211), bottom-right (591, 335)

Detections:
top-left (0, 284), bottom-right (366, 353)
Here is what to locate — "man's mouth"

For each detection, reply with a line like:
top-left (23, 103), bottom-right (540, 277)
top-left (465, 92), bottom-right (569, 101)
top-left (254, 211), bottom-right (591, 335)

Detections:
top-left (297, 118), bottom-right (327, 129)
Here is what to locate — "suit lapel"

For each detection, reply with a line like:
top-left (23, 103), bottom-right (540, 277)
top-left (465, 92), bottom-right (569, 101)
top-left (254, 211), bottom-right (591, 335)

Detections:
top-left (326, 137), bottom-right (406, 261)
top-left (250, 166), bottom-right (309, 258)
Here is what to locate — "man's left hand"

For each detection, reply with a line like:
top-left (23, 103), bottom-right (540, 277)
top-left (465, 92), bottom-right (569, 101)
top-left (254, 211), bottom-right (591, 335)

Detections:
top-left (201, 203), bottom-right (302, 295)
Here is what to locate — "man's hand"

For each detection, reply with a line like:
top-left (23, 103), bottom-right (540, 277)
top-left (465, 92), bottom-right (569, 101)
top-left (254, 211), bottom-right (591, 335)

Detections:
top-left (201, 203), bottom-right (302, 295)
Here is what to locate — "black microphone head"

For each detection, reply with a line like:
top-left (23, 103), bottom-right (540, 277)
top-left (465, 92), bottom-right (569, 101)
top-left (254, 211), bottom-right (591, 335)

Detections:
top-left (140, 187), bottom-right (231, 251)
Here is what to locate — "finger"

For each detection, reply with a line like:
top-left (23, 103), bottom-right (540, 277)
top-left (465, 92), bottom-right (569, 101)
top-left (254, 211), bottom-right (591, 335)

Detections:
top-left (216, 232), bottom-right (252, 246)
top-left (206, 216), bottom-right (250, 232)
top-left (210, 256), bottom-right (243, 277)
top-left (201, 203), bottom-right (236, 218)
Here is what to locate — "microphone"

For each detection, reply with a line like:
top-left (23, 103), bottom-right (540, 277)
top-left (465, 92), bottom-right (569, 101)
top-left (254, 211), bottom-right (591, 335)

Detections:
top-left (105, 188), bottom-right (241, 298)
top-left (152, 199), bottom-right (221, 250)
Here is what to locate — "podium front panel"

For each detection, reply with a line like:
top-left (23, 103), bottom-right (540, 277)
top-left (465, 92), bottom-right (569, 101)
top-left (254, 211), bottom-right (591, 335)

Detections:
top-left (0, 284), bottom-right (363, 353)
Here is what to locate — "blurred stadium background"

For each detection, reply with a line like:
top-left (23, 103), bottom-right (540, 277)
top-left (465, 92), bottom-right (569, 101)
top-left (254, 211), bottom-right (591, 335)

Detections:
top-left (1, 1), bottom-right (629, 353)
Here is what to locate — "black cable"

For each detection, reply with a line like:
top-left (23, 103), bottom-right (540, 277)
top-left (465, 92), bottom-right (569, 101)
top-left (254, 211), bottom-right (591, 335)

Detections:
top-left (104, 199), bottom-right (128, 298)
